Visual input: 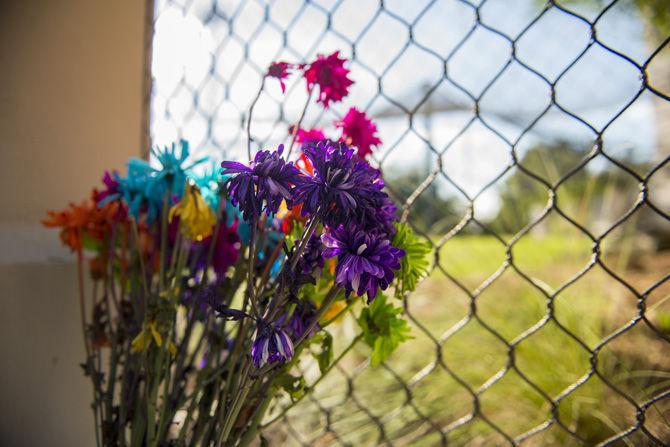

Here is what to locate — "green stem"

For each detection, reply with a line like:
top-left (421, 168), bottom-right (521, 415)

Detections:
top-left (294, 286), bottom-right (341, 348)
top-left (159, 194), bottom-right (169, 291)
top-left (77, 251), bottom-right (102, 447)
top-left (247, 77), bottom-right (266, 160)
top-left (261, 334), bottom-right (363, 429)
top-left (217, 361), bottom-right (253, 446)
top-left (285, 88), bottom-right (313, 161)
top-left (131, 219), bottom-right (150, 298)
top-left (248, 222), bottom-right (259, 318)
top-left (289, 215), bottom-right (319, 272)
top-left (238, 383), bottom-right (275, 447)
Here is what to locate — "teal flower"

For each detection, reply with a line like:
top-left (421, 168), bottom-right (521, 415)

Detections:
top-left (122, 140), bottom-right (207, 223)
top-left (193, 165), bottom-right (223, 211)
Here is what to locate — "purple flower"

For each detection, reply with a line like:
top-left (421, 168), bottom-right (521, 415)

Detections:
top-left (183, 282), bottom-right (221, 321)
top-left (296, 233), bottom-right (325, 276)
top-left (293, 141), bottom-right (390, 229)
top-left (221, 145), bottom-right (301, 221)
top-left (279, 299), bottom-right (319, 340)
top-left (192, 217), bottom-right (241, 277)
top-left (322, 224), bottom-right (405, 302)
top-left (251, 325), bottom-right (294, 368)
top-left (280, 234), bottom-right (325, 296)
top-left (95, 171), bottom-right (122, 205)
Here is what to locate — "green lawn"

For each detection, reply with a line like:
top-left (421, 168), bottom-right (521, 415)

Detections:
top-left (268, 234), bottom-right (670, 446)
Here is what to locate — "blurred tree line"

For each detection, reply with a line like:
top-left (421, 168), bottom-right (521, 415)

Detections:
top-left (489, 141), bottom-right (645, 236)
top-left (385, 140), bottom-right (669, 250)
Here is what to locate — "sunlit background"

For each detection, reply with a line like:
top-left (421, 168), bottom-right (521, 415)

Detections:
top-left (148, 0), bottom-right (670, 445)
top-left (3, 0), bottom-right (664, 445)
top-left (151, 0), bottom-right (660, 221)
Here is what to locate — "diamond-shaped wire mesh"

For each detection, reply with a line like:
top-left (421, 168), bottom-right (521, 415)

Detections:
top-left (150, 0), bottom-right (670, 445)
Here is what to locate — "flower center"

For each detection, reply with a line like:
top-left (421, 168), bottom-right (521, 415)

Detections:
top-left (357, 243), bottom-right (368, 255)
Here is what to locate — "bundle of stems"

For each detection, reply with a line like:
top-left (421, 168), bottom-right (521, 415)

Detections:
top-left (44, 51), bottom-right (428, 446)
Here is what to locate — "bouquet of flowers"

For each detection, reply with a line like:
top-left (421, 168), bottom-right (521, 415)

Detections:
top-left (44, 52), bottom-right (431, 446)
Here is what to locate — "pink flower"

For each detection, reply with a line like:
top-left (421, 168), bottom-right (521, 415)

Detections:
top-left (267, 61), bottom-right (293, 93)
top-left (289, 125), bottom-right (326, 145)
top-left (335, 107), bottom-right (382, 159)
top-left (302, 51), bottom-right (353, 108)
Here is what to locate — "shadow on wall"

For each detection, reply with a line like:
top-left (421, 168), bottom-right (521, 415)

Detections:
top-left (0, 263), bottom-right (94, 446)
top-left (0, 0), bottom-right (146, 445)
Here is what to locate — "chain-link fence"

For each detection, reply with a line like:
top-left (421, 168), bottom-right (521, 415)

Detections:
top-left (149, 0), bottom-right (670, 444)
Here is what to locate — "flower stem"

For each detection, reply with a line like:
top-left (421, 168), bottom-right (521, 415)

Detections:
top-left (289, 214), bottom-right (319, 271)
top-left (247, 77), bottom-right (266, 160)
top-left (295, 285), bottom-right (340, 348)
top-left (76, 251), bottom-right (102, 447)
top-left (217, 360), bottom-right (252, 446)
top-left (131, 219), bottom-right (150, 298)
top-left (237, 381), bottom-right (274, 447)
top-left (248, 221), bottom-right (260, 318)
top-left (285, 88), bottom-right (313, 160)
top-left (261, 333), bottom-right (362, 429)
top-left (159, 193), bottom-right (169, 291)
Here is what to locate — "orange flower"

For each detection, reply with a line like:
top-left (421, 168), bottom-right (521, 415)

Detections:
top-left (322, 300), bottom-right (346, 324)
top-left (280, 202), bottom-right (307, 234)
top-left (296, 151), bottom-right (314, 175)
top-left (43, 191), bottom-right (124, 252)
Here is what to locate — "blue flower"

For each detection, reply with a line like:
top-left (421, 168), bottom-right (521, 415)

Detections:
top-left (322, 224), bottom-right (405, 303)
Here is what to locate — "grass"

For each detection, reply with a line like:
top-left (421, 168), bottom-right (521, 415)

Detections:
top-left (266, 233), bottom-right (670, 446)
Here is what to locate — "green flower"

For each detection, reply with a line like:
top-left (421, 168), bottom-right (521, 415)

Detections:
top-left (358, 294), bottom-right (412, 367)
top-left (392, 223), bottom-right (432, 298)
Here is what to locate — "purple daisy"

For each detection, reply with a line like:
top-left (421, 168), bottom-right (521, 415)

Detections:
top-left (293, 141), bottom-right (390, 230)
top-left (221, 144), bottom-right (300, 221)
top-left (322, 224), bottom-right (405, 302)
top-left (251, 324), bottom-right (295, 368)
top-left (295, 233), bottom-right (325, 276)
top-left (278, 299), bottom-right (319, 340)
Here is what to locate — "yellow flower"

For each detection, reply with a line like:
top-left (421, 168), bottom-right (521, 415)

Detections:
top-left (169, 183), bottom-right (216, 241)
top-left (131, 320), bottom-right (177, 356)
top-left (131, 320), bottom-right (163, 353)
top-left (276, 199), bottom-right (289, 219)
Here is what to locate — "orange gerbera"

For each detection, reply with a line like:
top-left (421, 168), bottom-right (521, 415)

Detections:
top-left (42, 191), bottom-right (124, 252)
top-left (296, 151), bottom-right (314, 175)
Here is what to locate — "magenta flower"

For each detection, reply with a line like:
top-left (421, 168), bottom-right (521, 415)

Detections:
top-left (95, 170), bottom-right (127, 219)
top-left (290, 126), bottom-right (326, 145)
top-left (336, 107), bottom-right (382, 160)
top-left (95, 171), bottom-right (122, 204)
top-left (193, 217), bottom-right (240, 277)
top-left (302, 51), bottom-right (353, 108)
top-left (267, 61), bottom-right (293, 93)
top-left (322, 224), bottom-right (404, 302)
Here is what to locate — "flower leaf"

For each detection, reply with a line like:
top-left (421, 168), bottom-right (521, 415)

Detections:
top-left (392, 223), bottom-right (432, 298)
top-left (357, 294), bottom-right (412, 367)
top-left (275, 373), bottom-right (307, 401)
top-left (313, 332), bottom-right (333, 374)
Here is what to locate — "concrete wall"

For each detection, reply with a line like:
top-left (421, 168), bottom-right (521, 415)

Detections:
top-left (0, 1), bottom-right (147, 445)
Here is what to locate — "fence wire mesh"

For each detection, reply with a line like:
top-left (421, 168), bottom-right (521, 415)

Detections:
top-left (150, 0), bottom-right (670, 445)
